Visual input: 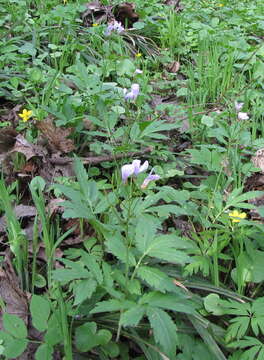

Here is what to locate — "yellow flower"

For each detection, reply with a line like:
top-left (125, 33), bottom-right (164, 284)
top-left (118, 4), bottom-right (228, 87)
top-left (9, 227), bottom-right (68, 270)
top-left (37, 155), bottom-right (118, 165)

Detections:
top-left (229, 210), bottom-right (247, 223)
top-left (18, 109), bottom-right (32, 122)
top-left (63, 0), bottom-right (67, 4)
top-left (218, 3), bottom-right (224, 6)
top-left (92, 23), bottom-right (99, 27)
top-left (135, 53), bottom-right (142, 58)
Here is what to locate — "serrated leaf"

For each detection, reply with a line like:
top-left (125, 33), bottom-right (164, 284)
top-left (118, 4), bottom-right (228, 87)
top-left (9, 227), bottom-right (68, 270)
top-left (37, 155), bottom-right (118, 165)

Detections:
top-left (137, 266), bottom-right (175, 293)
top-left (140, 292), bottom-right (195, 314)
top-left (90, 299), bottom-right (135, 314)
top-left (147, 307), bottom-right (177, 358)
top-left (105, 233), bottom-right (136, 266)
top-left (81, 252), bottom-right (103, 284)
top-left (73, 279), bottom-right (97, 306)
top-left (120, 306), bottom-right (145, 327)
top-left (135, 216), bottom-right (158, 254)
top-left (3, 313), bottom-right (27, 339)
top-left (148, 248), bottom-right (189, 265)
top-left (30, 295), bottom-right (51, 332)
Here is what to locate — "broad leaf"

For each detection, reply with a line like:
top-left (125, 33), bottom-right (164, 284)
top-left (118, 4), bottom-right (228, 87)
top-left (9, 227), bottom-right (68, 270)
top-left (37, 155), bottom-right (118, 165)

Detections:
top-left (30, 295), bottom-right (51, 332)
top-left (147, 307), bottom-right (178, 358)
top-left (120, 306), bottom-right (146, 327)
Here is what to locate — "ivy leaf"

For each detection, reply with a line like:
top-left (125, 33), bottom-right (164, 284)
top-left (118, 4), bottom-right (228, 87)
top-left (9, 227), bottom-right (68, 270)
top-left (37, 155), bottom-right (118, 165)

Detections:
top-left (146, 307), bottom-right (178, 358)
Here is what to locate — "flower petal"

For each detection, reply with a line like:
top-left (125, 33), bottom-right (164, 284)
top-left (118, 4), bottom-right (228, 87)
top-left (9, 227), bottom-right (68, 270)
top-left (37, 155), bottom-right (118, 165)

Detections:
top-left (238, 112), bottom-right (249, 120)
top-left (121, 164), bottom-right (135, 183)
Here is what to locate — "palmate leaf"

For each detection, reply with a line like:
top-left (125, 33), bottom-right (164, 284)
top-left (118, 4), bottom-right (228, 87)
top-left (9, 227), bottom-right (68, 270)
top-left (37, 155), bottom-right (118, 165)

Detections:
top-left (146, 307), bottom-right (178, 359)
top-left (226, 317), bottom-right (251, 342)
top-left (229, 337), bottom-right (264, 360)
top-left (139, 120), bottom-right (179, 140)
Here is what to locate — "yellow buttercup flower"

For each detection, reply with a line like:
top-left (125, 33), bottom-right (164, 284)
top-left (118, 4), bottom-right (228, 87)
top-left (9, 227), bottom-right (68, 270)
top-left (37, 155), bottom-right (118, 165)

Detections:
top-left (229, 210), bottom-right (247, 223)
top-left (18, 109), bottom-right (32, 122)
top-left (92, 23), bottom-right (99, 27)
top-left (218, 3), bottom-right (224, 6)
top-left (135, 53), bottom-right (142, 58)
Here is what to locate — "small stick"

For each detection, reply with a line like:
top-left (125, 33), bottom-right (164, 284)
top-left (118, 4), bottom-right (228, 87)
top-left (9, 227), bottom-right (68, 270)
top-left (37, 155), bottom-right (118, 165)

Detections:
top-left (50, 146), bottom-right (153, 165)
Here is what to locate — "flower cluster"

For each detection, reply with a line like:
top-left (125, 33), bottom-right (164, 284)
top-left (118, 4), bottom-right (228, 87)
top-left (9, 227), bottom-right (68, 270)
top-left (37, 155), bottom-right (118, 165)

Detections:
top-left (121, 159), bottom-right (160, 188)
top-left (124, 83), bottom-right (140, 101)
top-left (105, 20), bottom-right (124, 36)
top-left (235, 101), bottom-right (249, 121)
top-left (229, 210), bottom-right (247, 223)
top-left (18, 109), bottom-right (32, 122)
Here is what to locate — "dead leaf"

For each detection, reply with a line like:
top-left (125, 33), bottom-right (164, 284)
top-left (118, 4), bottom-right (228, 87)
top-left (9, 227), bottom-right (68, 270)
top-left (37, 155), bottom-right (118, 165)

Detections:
top-left (252, 149), bottom-right (264, 172)
top-left (0, 127), bottom-right (17, 153)
top-left (0, 252), bottom-right (28, 328)
top-left (12, 134), bottom-right (47, 161)
top-left (82, 1), bottom-right (112, 27)
top-left (36, 118), bottom-right (75, 153)
top-left (47, 198), bottom-right (65, 216)
top-left (164, 0), bottom-right (183, 12)
top-left (14, 205), bottom-right (37, 218)
top-left (114, 2), bottom-right (139, 26)
top-left (166, 61), bottom-right (180, 73)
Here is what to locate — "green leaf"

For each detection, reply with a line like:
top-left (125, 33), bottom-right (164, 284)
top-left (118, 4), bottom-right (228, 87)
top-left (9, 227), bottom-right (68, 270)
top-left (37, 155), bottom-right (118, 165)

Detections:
top-left (81, 252), bottom-right (103, 284)
top-left (30, 295), bottom-right (51, 332)
top-left (204, 294), bottom-right (224, 316)
top-left (3, 313), bottom-right (27, 339)
top-left (201, 115), bottom-right (214, 127)
top-left (96, 329), bottom-right (112, 345)
top-left (73, 279), bottom-right (97, 306)
top-left (148, 248), bottom-right (189, 265)
top-left (137, 266), bottom-right (175, 293)
top-left (35, 344), bottom-right (53, 360)
top-left (0, 331), bottom-right (28, 359)
top-left (90, 299), bottom-right (134, 314)
top-left (135, 216), bottom-right (158, 254)
top-left (117, 59), bottom-right (135, 76)
top-left (120, 306), bottom-right (145, 327)
top-left (105, 233), bottom-right (136, 266)
top-left (140, 292), bottom-right (195, 314)
top-left (75, 322), bottom-right (97, 352)
top-left (146, 307), bottom-right (178, 358)
top-left (44, 313), bottom-right (63, 346)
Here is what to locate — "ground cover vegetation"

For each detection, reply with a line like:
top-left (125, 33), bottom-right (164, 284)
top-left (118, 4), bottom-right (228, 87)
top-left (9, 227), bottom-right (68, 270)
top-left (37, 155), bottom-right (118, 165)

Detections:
top-left (0, 0), bottom-right (264, 358)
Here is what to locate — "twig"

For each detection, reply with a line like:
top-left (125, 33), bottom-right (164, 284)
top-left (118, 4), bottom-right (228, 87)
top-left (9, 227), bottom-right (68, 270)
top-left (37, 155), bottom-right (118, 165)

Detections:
top-left (50, 147), bottom-right (153, 165)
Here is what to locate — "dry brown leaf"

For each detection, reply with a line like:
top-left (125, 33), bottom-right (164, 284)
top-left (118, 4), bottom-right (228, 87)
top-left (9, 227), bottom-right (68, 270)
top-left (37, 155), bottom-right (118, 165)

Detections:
top-left (114, 2), bottom-right (139, 26)
top-left (252, 148), bottom-right (264, 172)
top-left (166, 61), bottom-right (180, 73)
top-left (0, 127), bottom-right (17, 153)
top-left (0, 252), bottom-right (28, 329)
top-left (12, 134), bottom-right (47, 161)
top-left (36, 118), bottom-right (75, 153)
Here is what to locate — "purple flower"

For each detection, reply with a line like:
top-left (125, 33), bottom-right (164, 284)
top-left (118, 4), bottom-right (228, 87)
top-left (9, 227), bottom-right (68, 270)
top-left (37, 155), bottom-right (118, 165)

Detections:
top-left (105, 20), bottom-right (124, 36)
top-left (121, 159), bottom-right (149, 183)
top-left (141, 170), bottom-right (160, 189)
top-left (235, 101), bottom-right (244, 112)
top-left (124, 83), bottom-right (140, 101)
top-left (238, 112), bottom-right (249, 120)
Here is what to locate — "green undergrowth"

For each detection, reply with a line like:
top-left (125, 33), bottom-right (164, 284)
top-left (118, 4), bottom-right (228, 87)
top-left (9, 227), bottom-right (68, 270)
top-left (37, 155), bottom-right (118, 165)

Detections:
top-left (0, 0), bottom-right (264, 359)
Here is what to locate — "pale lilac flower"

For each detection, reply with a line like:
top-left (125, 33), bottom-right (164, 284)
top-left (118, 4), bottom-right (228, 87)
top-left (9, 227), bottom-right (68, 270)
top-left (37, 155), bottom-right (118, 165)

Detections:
top-left (141, 170), bottom-right (160, 189)
top-left (121, 159), bottom-right (149, 183)
top-left (124, 83), bottom-right (140, 101)
top-left (105, 20), bottom-right (124, 36)
top-left (238, 112), bottom-right (249, 121)
top-left (134, 69), bottom-right (143, 74)
top-left (235, 101), bottom-right (244, 112)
